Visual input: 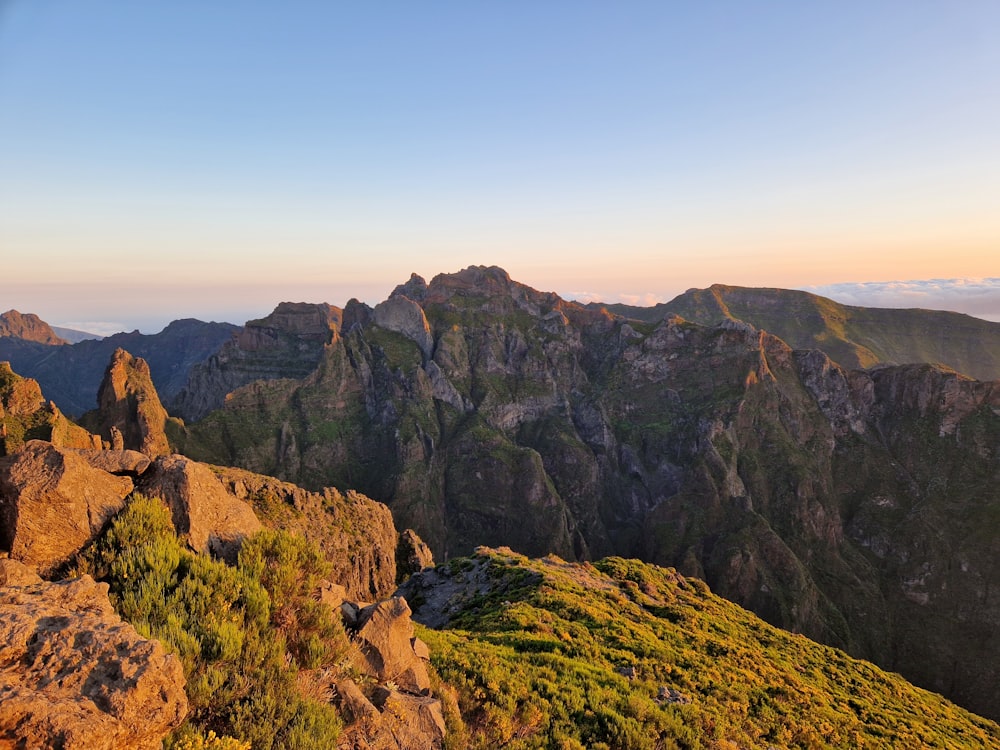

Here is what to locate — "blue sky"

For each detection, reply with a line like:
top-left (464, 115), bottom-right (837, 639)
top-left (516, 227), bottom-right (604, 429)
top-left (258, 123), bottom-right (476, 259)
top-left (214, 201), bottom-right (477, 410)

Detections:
top-left (2, 1), bottom-right (999, 333)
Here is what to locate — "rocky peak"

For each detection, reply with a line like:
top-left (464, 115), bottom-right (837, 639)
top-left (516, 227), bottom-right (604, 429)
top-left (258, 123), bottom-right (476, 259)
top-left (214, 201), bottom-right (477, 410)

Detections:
top-left (391, 272), bottom-right (429, 302)
top-left (86, 349), bottom-right (171, 457)
top-left (0, 310), bottom-right (68, 346)
top-left (1, 363), bottom-right (100, 455)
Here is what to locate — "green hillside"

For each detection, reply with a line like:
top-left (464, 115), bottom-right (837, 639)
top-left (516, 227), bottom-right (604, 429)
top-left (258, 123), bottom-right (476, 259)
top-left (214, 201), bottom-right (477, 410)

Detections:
top-left (597, 284), bottom-right (1000, 381)
top-left (411, 548), bottom-right (1000, 749)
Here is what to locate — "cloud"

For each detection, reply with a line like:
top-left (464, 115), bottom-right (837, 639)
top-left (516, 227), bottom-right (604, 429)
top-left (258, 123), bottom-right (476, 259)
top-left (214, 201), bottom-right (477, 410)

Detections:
top-left (801, 278), bottom-right (1000, 322)
top-left (54, 321), bottom-right (130, 338)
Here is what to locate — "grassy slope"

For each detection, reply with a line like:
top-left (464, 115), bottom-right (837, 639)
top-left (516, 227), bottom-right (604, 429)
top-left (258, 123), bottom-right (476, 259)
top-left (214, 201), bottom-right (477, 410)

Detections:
top-left (597, 285), bottom-right (1000, 381)
top-left (416, 548), bottom-right (1000, 750)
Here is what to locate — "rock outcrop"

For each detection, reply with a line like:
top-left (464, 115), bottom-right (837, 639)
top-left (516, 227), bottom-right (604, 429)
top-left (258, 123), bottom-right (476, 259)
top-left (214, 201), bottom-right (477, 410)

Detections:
top-left (335, 594), bottom-right (445, 750)
top-left (137, 455), bottom-right (262, 562)
top-left (396, 528), bottom-right (434, 582)
top-left (213, 466), bottom-right (398, 601)
top-left (82, 349), bottom-right (171, 457)
top-left (0, 309), bottom-right (67, 345)
top-left (172, 302), bottom-right (341, 422)
top-left (0, 575), bottom-right (187, 749)
top-left (1, 362), bottom-right (100, 456)
top-left (0, 441), bottom-right (134, 574)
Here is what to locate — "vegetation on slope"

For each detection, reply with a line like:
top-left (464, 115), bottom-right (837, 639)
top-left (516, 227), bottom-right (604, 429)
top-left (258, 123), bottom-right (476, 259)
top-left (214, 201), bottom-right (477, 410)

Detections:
top-left (75, 494), bottom-right (345, 749)
top-left (413, 548), bottom-right (1000, 749)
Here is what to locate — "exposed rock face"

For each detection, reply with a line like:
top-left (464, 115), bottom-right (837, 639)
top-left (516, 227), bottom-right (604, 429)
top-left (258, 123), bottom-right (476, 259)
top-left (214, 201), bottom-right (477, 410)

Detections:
top-left (351, 597), bottom-right (431, 694)
top-left (137, 455), bottom-right (262, 562)
top-left (335, 593), bottom-right (445, 750)
top-left (172, 302), bottom-right (341, 422)
top-left (0, 558), bottom-right (42, 586)
top-left (373, 295), bottom-right (434, 359)
top-left (82, 349), bottom-right (171, 457)
top-left (0, 441), bottom-right (134, 574)
top-left (213, 466), bottom-right (398, 600)
top-left (0, 319), bottom-right (239, 417)
top-left (1, 362), bottom-right (99, 456)
top-left (396, 528), bottom-right (434, 582)
top-left (178, 265), bottom-right (1000, 720)
top-left (0, 575), bottom-right (187, 749)
top-left (0, 309), bottom-right (67, 345)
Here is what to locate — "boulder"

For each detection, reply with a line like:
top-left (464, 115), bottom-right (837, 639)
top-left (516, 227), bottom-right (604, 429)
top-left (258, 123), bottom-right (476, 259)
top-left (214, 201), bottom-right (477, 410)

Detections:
top-left (70, 448), bottom-right (151, 477)
top-left (351, 597), bottom-right (431, 695)
top-left (396, 528), bottom-right (434, 582)
top-left (0, 441), bottom-right (134, 574)
top-left (138, 455), bottom-right (262, 562)
top-left (335, 679), bottom-right (445, 750)
top-left (0, 575), bottom-right (187, 749)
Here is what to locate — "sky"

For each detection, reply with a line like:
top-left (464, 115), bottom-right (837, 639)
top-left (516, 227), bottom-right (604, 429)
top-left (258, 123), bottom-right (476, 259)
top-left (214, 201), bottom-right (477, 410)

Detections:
top-left (1, 1), bottom-right (999, 335)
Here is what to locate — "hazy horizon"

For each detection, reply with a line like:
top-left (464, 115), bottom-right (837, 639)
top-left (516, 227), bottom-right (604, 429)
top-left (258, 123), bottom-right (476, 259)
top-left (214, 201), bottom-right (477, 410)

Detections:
top-left (2, 3), bottom-right (998, 335)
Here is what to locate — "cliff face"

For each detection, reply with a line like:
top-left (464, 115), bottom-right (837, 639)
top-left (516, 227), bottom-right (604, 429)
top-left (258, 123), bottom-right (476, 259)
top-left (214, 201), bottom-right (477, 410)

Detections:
top-left (170, 302), bottom-right (341, 423)
top-left (176, 265), bottom-right (1000, 720)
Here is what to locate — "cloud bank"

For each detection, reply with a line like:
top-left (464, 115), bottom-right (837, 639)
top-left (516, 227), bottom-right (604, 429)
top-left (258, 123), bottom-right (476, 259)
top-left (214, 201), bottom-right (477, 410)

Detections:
top-left (801, 279), bottom-right (1000, 322)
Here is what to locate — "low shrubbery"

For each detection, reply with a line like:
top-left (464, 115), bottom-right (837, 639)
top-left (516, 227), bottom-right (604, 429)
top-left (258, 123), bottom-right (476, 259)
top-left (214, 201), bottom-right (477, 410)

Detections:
top-left (77, 494), bottom-right (344, 749)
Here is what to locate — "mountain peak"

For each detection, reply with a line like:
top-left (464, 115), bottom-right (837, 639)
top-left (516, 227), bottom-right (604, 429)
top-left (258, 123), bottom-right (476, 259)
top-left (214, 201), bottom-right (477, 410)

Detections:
top-left (0, 310), bottom-right (67, 346)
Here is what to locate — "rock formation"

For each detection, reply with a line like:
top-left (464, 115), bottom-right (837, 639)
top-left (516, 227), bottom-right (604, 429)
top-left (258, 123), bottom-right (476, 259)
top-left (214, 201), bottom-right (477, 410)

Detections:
top-left (0, 574), bottom-right (187, 749)
top-left (0, 441), bottom-right (135, 574)
top-left (171, 302), bottom-right (341, 422)
top-left (213, 466), bottom-right (399, 601)
top-left (137, 455), bottom-right (262, 562)
top-left (0, 362), bottom-right (99, 455)
top-left (0, 309), bottom-right (68, 345)
top-left (0, 318), bottom-right (239, 417)
top-left (82, 348), bottom-right (171, 457)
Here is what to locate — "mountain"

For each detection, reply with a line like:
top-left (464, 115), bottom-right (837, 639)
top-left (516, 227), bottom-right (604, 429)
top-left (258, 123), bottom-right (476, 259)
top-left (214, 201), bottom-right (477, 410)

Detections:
top-left (0, 310), bottom-right (67, 345)
top-left (51, 325), bottom-right (103, 343)
top-left (172, 265), bottom-right (1000, 721)
top-left (593, 284), bottom-right (1000, 381)
top-left (171, 301), bottom-right (341, 423)
top-left (0, 318), bottom-right (239, 416)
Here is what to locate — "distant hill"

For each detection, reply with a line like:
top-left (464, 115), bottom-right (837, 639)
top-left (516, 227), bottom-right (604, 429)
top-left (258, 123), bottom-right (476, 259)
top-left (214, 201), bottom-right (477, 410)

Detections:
top-left (591, 284), bottom-right (1000, 381)
top-left (0, 310), bottom-right (67, 345)
top-left (51, 325), bottom-right (104, 343)
top-left (0, 318), bottom-right (239, 416)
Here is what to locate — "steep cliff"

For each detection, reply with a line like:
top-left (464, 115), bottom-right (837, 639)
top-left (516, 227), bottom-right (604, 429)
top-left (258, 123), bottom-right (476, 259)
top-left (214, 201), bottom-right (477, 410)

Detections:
top-left (176, 265), bottom-right (1000, 720)
top-left (171, 302), bottom-right (342, 422)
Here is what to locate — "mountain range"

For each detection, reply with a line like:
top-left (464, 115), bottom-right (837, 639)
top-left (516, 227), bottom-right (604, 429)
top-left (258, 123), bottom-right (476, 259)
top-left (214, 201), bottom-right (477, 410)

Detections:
top-left (3, 266), bottom-right (1000, 744)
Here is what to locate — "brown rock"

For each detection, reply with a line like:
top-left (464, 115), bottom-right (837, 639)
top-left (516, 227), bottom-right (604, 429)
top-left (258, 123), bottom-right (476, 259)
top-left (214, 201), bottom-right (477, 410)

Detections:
top-left (319, 580), bottom-right (348, 613)
top-left (0, 575), bottom-right (187, 749)
top-left (396, 528), bottom-right (434, 582)
top-left (0, 310), bottom-right (68, 345)
top-left (0, 559), bottom-right (42, 586)
top-left (87, 349), bottom-right (171, 457)
top-left (1, 363), bottom-right (99, 455)
top-left (352, 597), bottom-right (431, 695)
top-left (70, 448), bottom-right (151, 477)
top-left (213, 467), bottom-right (399, 601)
top-left (138, 455), bottom-right (262, 562)
top-left (0, 441), bottom-right (134, 574)
top-left (335, 680), bottom-right (446, 750)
